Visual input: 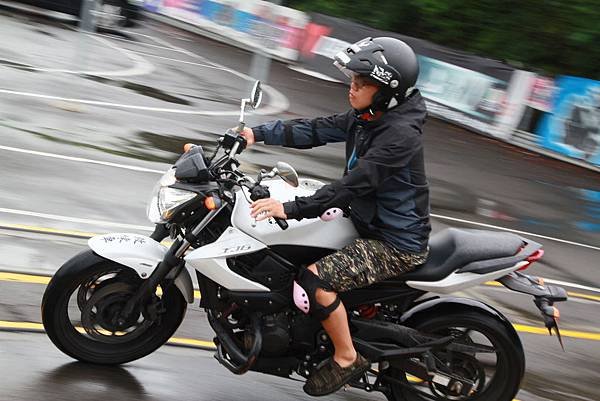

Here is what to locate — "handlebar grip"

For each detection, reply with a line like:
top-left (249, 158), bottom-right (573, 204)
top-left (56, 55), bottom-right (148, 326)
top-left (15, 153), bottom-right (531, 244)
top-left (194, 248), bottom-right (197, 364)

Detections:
top-left (274, 218), bottom-right (288, 230)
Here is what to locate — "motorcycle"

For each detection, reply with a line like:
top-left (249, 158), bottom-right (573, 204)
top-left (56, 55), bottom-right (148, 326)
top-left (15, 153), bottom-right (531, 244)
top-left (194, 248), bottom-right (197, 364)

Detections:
top-left (42, 81), bottom-right (568, 401)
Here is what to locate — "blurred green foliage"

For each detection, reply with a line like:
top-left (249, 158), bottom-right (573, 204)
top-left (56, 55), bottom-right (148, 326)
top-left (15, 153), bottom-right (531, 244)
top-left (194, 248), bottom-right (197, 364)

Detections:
top-left (286, 0), bottom-right (600, 79)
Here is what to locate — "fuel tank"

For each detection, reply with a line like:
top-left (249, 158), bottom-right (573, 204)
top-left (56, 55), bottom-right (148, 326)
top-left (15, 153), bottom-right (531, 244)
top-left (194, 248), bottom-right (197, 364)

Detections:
top-left (231, 178), bottom-right (359, 250)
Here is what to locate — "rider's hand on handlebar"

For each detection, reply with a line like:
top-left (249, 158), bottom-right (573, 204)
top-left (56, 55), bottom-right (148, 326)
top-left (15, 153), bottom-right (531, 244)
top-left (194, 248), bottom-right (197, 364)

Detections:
top-left (238, 127), bottom-right (255, 147)
top-left (250, 198), bottom-right (287, 221)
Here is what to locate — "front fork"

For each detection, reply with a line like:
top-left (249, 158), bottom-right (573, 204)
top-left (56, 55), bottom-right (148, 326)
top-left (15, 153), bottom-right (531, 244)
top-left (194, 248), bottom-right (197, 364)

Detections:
top-left (119, 206), bottom-right (226, 321)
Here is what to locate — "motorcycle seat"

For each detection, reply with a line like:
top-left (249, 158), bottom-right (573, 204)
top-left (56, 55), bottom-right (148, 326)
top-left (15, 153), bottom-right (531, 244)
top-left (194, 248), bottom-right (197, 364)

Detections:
top-left (393, 228), bottom-right (524, 282)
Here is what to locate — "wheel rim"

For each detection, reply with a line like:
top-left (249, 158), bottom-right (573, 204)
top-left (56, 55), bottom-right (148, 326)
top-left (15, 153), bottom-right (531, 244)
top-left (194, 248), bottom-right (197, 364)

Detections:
top-left (67, 267), bottom-right (160, 345)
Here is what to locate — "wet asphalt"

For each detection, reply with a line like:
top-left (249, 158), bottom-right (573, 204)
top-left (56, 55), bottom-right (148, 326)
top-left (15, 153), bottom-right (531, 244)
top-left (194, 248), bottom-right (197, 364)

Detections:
top-left (0, 7), bottom-right (599, 401)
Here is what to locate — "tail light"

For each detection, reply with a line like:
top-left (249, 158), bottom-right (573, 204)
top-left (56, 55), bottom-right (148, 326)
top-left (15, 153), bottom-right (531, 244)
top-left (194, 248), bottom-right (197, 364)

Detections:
top-left (518, 249), bottom-right (544, 271)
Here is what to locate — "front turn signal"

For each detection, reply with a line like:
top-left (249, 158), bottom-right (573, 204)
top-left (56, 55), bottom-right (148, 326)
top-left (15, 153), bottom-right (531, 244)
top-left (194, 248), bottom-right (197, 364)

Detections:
top-left (204, 196), bottom-right (222, 211)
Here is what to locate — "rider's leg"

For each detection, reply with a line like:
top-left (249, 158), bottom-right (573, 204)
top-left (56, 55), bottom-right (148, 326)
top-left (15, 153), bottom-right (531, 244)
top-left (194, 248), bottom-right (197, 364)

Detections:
top-left (308, 263), bottom-right (357, 367)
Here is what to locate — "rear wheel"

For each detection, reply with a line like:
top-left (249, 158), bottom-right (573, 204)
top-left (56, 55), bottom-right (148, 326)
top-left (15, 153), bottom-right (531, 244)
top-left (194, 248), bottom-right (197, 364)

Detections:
top-left (42, 250), bottom-right (186, 365)
top-left (385, 311), bottom-right (524, 401)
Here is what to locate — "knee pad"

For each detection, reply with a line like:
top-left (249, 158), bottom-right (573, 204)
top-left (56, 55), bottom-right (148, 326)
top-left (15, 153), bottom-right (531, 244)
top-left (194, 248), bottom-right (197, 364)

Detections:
top-left (293, 269), bottom-right (341, 321)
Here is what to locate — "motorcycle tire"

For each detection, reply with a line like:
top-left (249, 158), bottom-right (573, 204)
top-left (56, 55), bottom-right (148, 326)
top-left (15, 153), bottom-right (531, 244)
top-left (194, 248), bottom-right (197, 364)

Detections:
top-left (386, 310), bottom-right (524, 401)
top-left (42, 249), bottom-right (187, 365)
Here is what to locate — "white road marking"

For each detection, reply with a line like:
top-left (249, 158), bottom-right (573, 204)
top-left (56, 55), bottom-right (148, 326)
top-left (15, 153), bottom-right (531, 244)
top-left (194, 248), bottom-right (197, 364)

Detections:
top-left (123, 28), bottom-right (291, 116)
top-left (1, 143), bottom-right (598, 257)
top-left (542, 279), bottom-right (600, 294)
top-left (121, 29), bottom-right (194, 50)
top-left (0, 145), bottom-right (165, 173)
top-left (81, 33), bottom-right (156, 77)
top-left (0, 21), bottom-right (289, 116)
top-left (431, 213), bottom-right (600, 252)
top-left (0, 30), bottom-right (154, 77)
top-left (1, 140), bottom-right (598, 251)
top-left (87, 31), bottom-right (194, 53)
top-left (0, 208), bottom-right (153, 231)
top-left (2, 206), bottom-right (600, 296)
top-left (127, 25), bottom-right (193, 41)
top-left (129, 51), bottom-right (230, 70)
top-left (0, 89), bottom-right (245, 115)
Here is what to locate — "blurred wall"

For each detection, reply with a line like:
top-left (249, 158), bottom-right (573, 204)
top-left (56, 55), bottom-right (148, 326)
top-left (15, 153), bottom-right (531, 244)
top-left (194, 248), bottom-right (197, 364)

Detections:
top-left (142, 0), bottom-right (600, 171)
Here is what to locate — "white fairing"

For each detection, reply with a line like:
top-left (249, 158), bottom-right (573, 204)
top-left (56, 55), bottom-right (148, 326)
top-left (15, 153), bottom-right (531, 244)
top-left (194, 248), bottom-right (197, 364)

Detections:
top-left (185, 227), bottom-right (270, 291)
top-left (405, 261), bottom-right (528, 294)
top-left (88, 233), bottom-right (195, 303)
top-left (232, 178), bottom-right (359, 249)
top-left (89, 233), bottom-right (166, 274)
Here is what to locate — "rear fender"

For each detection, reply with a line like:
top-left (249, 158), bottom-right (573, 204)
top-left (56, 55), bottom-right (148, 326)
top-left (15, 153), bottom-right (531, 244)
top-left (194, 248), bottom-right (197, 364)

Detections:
top-left (400, 297), bottom-right (523, 355)
top-left (88, 233), bottom-right (194, 303)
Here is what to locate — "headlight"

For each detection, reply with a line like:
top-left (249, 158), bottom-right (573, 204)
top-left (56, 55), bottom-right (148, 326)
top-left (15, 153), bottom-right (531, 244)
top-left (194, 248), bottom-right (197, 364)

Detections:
top-left (146, 169), bottom-right (198, 223)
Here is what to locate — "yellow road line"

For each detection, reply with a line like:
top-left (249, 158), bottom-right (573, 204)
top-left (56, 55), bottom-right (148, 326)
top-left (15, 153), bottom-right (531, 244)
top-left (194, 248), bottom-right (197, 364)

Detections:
top-left (0, 320), bottom-right (44, 330)
top-left (0, 272), bottom-right (197, 297)
top-left (0, 272), bottom-right (51, 284)
top-left (513, 324), bottom-right (600, 341)
top-left (0, 222), bottom-right (96, 238)
top-left (5, 272), bottom-right (597, 304)
top-left (3, 222), bottom-right (598, 303)
top-left (0, 320), bottom-right (215, 349)
top-left (167, 337), bottom-right (215, 349)
top-left (0, 223), bottom-right (173, 246)
top-left (565, 291), bottom-right (600, 302)
top-left (484, 281), bottom-right (600, 303)
top-left (2, 274), bottom-right (599, 340)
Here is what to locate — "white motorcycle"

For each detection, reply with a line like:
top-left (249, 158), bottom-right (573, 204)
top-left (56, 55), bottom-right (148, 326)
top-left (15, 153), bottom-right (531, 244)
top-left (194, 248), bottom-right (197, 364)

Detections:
top-left (42, 82), bottom-right (567, 401)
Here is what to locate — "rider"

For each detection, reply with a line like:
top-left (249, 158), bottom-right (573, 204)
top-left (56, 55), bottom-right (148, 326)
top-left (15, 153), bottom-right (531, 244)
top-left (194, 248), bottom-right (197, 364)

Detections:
top-left (241, 37), bottom-right (431, 396)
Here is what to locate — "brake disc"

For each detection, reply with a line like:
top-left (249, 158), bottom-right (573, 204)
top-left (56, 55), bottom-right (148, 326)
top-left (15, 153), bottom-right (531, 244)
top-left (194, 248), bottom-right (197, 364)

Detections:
top-left (80, 281), bottom-right (153, 343)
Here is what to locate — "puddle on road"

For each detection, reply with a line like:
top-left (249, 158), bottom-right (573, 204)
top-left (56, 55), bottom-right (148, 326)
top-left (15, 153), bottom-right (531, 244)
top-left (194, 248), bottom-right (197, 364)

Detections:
top-left (32, 28), bottom-right (57, 38)
top-left (5, 125), bottom-right (219, 164)
top-left (121, 131), bottom-right (219, 163)
top-left (82, 75), bottom-right (192, 106)
top-left (0, 59), bottom-right (35, 72)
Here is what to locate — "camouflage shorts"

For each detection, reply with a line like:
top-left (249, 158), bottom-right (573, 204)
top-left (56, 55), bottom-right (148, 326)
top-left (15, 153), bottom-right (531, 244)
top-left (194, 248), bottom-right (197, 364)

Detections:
top-left (315, 238), bottom-right (428, 293)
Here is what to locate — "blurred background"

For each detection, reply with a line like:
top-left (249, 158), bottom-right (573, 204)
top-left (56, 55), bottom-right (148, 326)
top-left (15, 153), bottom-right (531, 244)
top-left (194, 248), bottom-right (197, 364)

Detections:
top-left (0, 1), bottom-right (599, 401)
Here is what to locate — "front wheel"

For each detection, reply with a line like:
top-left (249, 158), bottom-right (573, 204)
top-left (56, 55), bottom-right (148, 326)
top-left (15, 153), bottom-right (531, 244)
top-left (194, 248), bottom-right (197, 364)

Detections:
top-left (42, 250), bottom-right (187, 365)
top-left (386, 311), bottom-right (524, 401)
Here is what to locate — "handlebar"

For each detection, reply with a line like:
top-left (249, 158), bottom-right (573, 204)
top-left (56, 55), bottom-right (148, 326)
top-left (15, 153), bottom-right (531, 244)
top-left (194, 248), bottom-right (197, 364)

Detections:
top-left (189, 131), bottom-right (290, 231)
top-left (249, 181), bottom-right (288, 230)
top-left (274, 218), bottom-right (289, 230)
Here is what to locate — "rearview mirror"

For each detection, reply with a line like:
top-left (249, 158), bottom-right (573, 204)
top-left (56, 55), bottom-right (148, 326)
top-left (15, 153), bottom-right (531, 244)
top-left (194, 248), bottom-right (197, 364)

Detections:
top-left (275, 162), bottom-right (299, 187)
top-left (250, 80), bottom-right (262, 109)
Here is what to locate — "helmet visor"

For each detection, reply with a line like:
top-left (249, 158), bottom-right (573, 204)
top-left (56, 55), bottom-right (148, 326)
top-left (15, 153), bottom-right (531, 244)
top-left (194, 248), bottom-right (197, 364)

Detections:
top-left (333, 51), bottom-right (354, 78)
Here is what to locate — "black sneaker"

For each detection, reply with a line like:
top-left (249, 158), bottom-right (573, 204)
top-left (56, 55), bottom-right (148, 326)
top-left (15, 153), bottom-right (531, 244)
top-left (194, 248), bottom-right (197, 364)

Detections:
top-left (303, 353), bottom-right (370, 396)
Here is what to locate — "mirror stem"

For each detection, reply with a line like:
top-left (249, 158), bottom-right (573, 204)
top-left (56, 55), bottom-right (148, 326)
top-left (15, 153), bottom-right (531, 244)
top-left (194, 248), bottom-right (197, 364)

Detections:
top-left (237, 98), bottom-right (250, 133)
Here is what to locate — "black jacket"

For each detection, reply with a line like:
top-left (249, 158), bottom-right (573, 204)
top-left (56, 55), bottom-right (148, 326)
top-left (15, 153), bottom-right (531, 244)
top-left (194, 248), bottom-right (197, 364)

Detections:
top-left (252, 90), bottom-right (431, 252)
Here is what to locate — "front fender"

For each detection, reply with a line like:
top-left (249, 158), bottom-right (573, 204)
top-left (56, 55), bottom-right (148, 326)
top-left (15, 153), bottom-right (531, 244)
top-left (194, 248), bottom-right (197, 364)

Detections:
top-left (88, 233), bottom-right (194, 303)
top-left (400, 297), bottom-right (523, 354)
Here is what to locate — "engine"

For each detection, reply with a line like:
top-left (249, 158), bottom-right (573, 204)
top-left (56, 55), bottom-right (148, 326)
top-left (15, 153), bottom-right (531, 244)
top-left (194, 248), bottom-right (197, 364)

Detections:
top-left (259, 313), bottom-right (291, 356)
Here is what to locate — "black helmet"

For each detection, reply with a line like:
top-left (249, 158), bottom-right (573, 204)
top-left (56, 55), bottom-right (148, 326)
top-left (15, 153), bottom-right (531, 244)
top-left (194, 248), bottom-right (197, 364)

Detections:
top-left (334, 37), bottom-right (419, 111)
